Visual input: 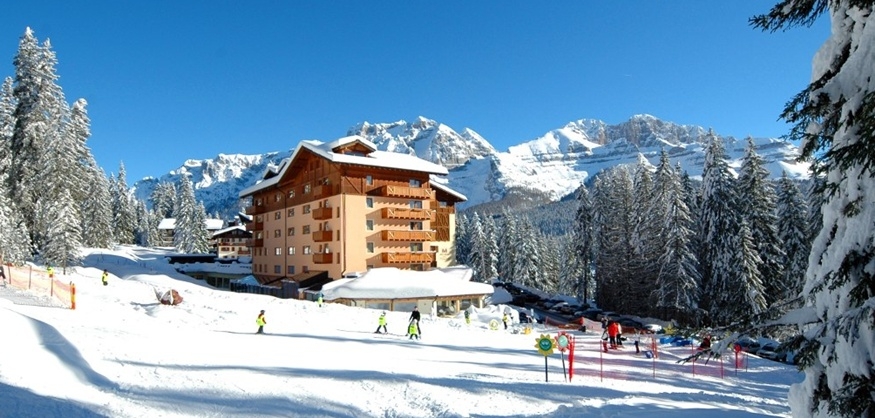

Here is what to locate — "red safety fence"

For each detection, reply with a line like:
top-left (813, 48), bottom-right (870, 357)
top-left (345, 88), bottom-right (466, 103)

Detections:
top-left (3, 264), bottom-right (76, 309)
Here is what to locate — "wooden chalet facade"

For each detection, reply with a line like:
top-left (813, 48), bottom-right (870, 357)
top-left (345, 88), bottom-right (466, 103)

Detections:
top-left (238, 136), bottom-right (467, 285)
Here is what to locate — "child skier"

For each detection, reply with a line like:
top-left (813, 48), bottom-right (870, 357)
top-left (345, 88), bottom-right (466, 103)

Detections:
top-left (375, 312), bottom-right (388, 334)
top-left (256, 310), bottom-right (266, 334)
top-left (408, 319), bottom-right (420, 340)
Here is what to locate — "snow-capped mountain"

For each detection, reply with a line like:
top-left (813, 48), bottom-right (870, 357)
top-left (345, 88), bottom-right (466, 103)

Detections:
top-left (133, 115), bottom-right (808, 219)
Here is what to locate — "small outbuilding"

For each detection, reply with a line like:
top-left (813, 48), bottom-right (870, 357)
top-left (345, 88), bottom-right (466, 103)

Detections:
top-left (320, 266), bottom-right (493, 316)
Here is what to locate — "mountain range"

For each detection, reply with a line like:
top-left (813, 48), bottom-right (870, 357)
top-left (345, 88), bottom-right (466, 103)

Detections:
top-left (132, 114), bottom-right (809, 220)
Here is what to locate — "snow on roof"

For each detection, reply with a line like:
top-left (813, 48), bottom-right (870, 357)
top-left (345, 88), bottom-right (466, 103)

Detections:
top-left (321, 267), bottom-right (492, 301)
top-left (429, 175), bottom-right (467, 201)
top-left (240, 135), bottom-right (450, 196)
top-left (211, 224), bottom-right (249, 237)
top-left (158, 218), bottom-right (225, 231)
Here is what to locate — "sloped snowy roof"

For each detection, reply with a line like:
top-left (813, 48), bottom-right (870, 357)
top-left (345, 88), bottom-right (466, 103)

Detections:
top-left (321, 267), bottom-right (492, 301)
top-left (429, 175), bottom-right (467, 201)
top-left (240, 135), bottom-right (450, 196)
top-left (211, 224), bottom-right (250, 237)
top-left (158, 218), bottom-right (225, 231)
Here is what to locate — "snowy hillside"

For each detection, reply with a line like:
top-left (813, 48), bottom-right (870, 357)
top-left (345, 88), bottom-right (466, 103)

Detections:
top-left (132, 115), bottom-right (808, 217)
top-left (0, 245), bottom-right (804, 417)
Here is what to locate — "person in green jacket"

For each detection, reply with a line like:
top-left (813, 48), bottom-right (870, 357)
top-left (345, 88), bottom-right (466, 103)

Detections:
top-left (101, 270), bottom-right (109, 286)
top-left (256, 310), bottom-right (266, 334)
top-left (374, 311), bottom-right (388, 334)
top-left (407, 319), bottom-right (420, 340)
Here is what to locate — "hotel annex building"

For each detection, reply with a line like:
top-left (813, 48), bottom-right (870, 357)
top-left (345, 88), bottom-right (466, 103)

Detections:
top-left (238, 135), bottom-right (467, 285)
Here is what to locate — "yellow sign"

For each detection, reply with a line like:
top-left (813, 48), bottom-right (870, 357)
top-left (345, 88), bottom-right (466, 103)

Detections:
top-left (535, 334), bottom-right (555, 356)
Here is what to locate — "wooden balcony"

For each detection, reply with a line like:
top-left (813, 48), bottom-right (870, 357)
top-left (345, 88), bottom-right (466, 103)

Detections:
top-left (381, 230), bottom-right (435, 241)
top-left (312, 229), bottom-right (333, 242)
top-left (312, 206), bottom-right (333, 220)
top-left (377, 185), bottom-right (434, 199)
top-left (380, 207), bottom-right (432, 220)
top-left (381, 252), bottom-right (435, 264)
top-left (313, 253), bottom-right (333, 264)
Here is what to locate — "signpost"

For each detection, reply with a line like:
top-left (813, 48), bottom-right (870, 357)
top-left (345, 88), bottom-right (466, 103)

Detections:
top-left (534, 334), bottom-right (555, 382)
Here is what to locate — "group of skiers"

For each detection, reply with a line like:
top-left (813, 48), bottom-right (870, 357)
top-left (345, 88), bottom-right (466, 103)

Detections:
top-left (602, 317), bottom-right (624, 350)
top-left (373, 306), bottom-right (422, 339)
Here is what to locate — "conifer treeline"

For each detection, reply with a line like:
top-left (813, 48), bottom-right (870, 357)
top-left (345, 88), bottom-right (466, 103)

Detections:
top-left (456, 134), bottom-right (815, 327)
top-left (0, 28), bottom-right (209, 267)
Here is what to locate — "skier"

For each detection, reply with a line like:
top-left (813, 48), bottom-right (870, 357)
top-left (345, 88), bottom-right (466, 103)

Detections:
top-left (47, 265), bottom-right (54, 279)
top-left (317, 292), bottom-right (323, 307)
top-left (607, 321), bottom-right (619, 349)
top-left (101, 269), bottom-right (109, 286)
top-left (464, 310), bottom-right (471, 325)
top-left (375, 311), bottom-right (388, 334)
top-left (409, 306), bottom-right (422, 336)
top-left (502, 312), bottom-right (510, 330)
top-left (256, 310), bottom-right (266, 334)
top-left (408, 319), bottom-right (420, 340)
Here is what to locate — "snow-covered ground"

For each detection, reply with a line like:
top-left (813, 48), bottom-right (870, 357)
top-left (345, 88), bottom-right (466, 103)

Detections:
top-left (0, 246), bottom-right (803, 417)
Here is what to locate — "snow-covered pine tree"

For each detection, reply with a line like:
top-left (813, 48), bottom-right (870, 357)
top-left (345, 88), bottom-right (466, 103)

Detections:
top-left (111, 163), bottom-right (136, 244)
top-left (698, 132), bottom-right (740, 325)
top-left (150, 181), bottom-right (177, 219)
top-left (736, 137), bottom-right (787, 307)
top-left (571, 184), bottom-right (595, 304)
top-left (41, 187), bottom-right (82, 272)
top-left (479, 214), bottom-right (499, 282)
top-left (715, 219), bottom-right (767, 326)
top-left (776, 172), bottom-right (810, 305)
top-left (79, 165), bottom-right (113, 248)
top-left (10, 29), bottom-right (68, 247)
top-left (511, 216), bottom-right (542, 289)
top-left (592, 166), bottom-right (636, 313)
top-left (191, 201), bottom-right (211, 253)
top-left (173, 175), bottom-right (210, 253)
top-left (753, 1), bottom-right (875, 416)
top-left (464, 212), bottom-right (486, 280)
top-left (652, 150), bottom-right (701, 324)
top-left (0, 77), bottom-right (30, 263)
top-left (630, 158), bottom-right (660, 313)
top-left (454, 213), bottom-right (471, 267)
top-left (496, 212), bottom-right (518, 282)
top-left (134, 200), bottom-right (152, 247)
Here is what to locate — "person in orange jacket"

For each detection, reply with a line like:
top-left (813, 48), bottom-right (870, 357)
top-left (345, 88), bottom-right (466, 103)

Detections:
top-left (607, 321), bottom-right (620, 349)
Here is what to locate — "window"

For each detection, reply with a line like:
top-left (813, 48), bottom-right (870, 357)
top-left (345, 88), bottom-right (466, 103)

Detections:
top-left (411, 263), bottom-right (424, 271)
top-left (366, 175), bottom-right (373, 185)
top-left (256, 215), bottom-right (263, 223)
top-left (289, 190), bottom-right (295, 199)
top-left (439, 201), bottom-right (448, 208)
top-left (409, 200), bottom-right (423, 209)
top-left (410, 242), bottom-right (423, 252)
top-left (256, 231), bottom-right (263, 239)
top-left (303, 266), bottom-right (309, 273)
top-left (366, 197), bottom-right (373, 208)
top-left (366, 242), bottom-right (374, 253)
top-left (274, 229), bottom-right (281, 238)
top-left (274, 211), bottom-right (281, 220)
top-left (303, 205), bottom-right (311, 214)
top-left (274, 265), bottom-right (281, 274)
top-left (287, 208), bottom-right (295, 217)
top-left (287, 265), bottom-right (295, 275)
top-left (304, 184), bottom-right (311, 194)
top-left (303, 225), bottom-right (310, 234)
top-left (288, 227), bottom-right (295, 236)
top-left (275, 247), bottom-right (282, 255)
top-left (275, 193), bottom-right (282, 202)
top-left (303, 246), bottom-right (311, 255)
top-left (256, 198), bottom-right (263, 206)
top-left (288, 246), bottom-right (295, 255)
top-left (410, 221), bottom-right (423, 230)
top-left (366, 220), bottom-right (374, 231)
top-left (410, 179), bottom-right (421, 188)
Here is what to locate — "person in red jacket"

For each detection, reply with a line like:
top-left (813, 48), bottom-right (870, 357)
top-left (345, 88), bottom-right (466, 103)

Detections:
top-left (607, 321), bottom-right (620, 349)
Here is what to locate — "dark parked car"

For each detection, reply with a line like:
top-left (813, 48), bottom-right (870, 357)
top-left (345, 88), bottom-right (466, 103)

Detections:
top-left (735, 337), bottom-right (762, 354)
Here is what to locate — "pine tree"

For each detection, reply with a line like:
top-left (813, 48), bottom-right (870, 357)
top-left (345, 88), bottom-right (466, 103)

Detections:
top-left (111, 163), bottom-right (136, 244)
top-left (736, 137), bottom-right (786, 307)
top-left (718, 219), bottom-right (767, 325)
top-left (174, 175), bottom-right (210, 253)
top-left (776, 172), bottom-right (810, 304)
top-left (150, 181), bottom-right (177, 219)
top-left (454, 213), bottom-right (471, 267)
top-left (698, 132), bottom-right (740, 325)
top-left (511, 216), bottom-right (541, 289)
top-left (572, 184), bottom-right (595, 304)
top-left (479, 214), bottom-right (499, 281)
top-left (630, 158), bottom-right (660, 313)
top-left (80, 166), bottom-right (113, 248)
top-left (652, 151), bottom-right (701, 324)
top-left (753, 2), bottom-right (875, 416)
top-left (496, 213), bottom-right (518, 282)
top-left (592, 167), bottom-right (636, 313)
top-left (42, 188), bottom-right (82, 272)
top-left (0, 77), bottom-right (30, 262)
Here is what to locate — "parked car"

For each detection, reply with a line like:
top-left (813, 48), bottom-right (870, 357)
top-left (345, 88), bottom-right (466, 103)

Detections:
top-left (735, 337), bottom-right (762, 354)
top-left (642, 323), bottom-right (664, 334)
top-left (756, 343), bottom-right (782, 361)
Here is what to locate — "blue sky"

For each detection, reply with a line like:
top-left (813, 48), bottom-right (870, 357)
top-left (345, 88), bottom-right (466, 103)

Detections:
top-left (2, 2), bottom-right (829, 182)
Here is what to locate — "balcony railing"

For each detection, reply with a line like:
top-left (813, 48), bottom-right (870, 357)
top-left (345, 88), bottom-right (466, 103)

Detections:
top-left (314, 184), bottom-right (337, 199)
top-left (313, 253), bottom-right (333, 264)
top-left (380, 230), bottom-right (435, 241)
top-left (380, 207), bottom-right (432, 220)
top-left (312, 206), bottom-right (333, 220)
top-left (312, 230), bottom-right (333, 242)
top-left (381, 252), bottom-right (435, 264)
top-left (377, 185), bottom-right (434, 199)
